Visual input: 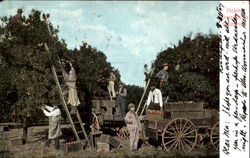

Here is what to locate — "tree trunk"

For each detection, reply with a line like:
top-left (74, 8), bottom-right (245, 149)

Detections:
top-left (22, 119), bottom-right (28, 144)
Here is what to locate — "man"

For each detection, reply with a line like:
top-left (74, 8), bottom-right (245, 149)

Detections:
top-left (61, 61), bottom-right (80, 114)
top-left (146, 83), bottom-right (163, 111)
top-left (155, 63), bottom-right (169, 88)
top-left (41, 103), bottom-right (62, 150)
top-left (107, 71), bottom-right (116, 100)
top-left (8, 9), bottom-right (28, 39)
top-left (11, 9), bottom-right (24, 25)
top-left (143, 64), bottom-right (152, 85)
top-left (125, 103), bottom-right (143, 151)
top-left (116, 82), bottom-right (127, 119)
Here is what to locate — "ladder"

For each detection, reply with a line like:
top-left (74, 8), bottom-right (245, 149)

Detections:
top-left (44, 43), bottom-right (92, 148)
top-left (136, 67), bottom-right (155, 114)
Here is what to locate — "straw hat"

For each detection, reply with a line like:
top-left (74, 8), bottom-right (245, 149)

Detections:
top-left (128, 103), bottom-right (135, 109)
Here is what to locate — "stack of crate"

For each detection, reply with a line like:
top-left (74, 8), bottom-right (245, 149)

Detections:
top-left (92, 100), bottom-right (116, 120)
top-left (164, 101), bottom-right (214, 119)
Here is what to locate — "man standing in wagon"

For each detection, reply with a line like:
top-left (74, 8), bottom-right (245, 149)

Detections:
top-left (156, 63), bottom-right (169, 89)
top-left (41, 103), bottom-right (62, 150)
top-left (146, 82), bottom-right (163, 111)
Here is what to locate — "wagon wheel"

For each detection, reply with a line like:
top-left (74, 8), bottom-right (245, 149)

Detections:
top-left (89, 112), bottom-right (100, 133)
top-left (116, 126), bottom-right (129, 138)
top-left (210, 122), bottom-right (219, 151)
top-left (162, 118), bottom-right (198, 152)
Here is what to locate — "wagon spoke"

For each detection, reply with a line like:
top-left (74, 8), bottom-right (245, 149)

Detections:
top-left (173, 140), bottom-right (179, 150)
top-left (178, 140), bottom-right (181, 150)
top-left (175, 120), bottom-right (179, 132)
top-left (183, 138), bottom-right (194, 146)
top-left (183, 136), bottom-right (197, 138)
top-left (214, 139), bottom-right (219, 144)
top-left (164, 136), bottom-right (176, 139)
top-left (168, 140), bottom-right (178, 151)
top-left (164, 138), bottom-right (176, 146)
top-left (180, 139), bottom-right (185, 151)
top-left (181, 120), bottom-right (188, 133)
top-left (164, 130), bottom-right (175, 136)
top-left (183, 124), bottom-right (192, 134)
top-left (183, 129), bottom-right (196, 136)
top-left (182, 139), bottom-right (192, 151)
top-left (179, 119), bottom-right (182, 133)
top-left (169, 124), bottom-right (178, 134)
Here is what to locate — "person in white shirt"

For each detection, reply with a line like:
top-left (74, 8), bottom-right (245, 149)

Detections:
top-left (146, 83), bottom-right (163, 111)
top-left (107, 71), bottom-right (116, 100)
top-left (41, 103), bottom-right (62, 150)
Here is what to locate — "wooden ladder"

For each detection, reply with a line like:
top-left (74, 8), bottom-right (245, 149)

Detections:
top-left (44, 43), bottom-right (92, 148)
top-left (136, 66), bottom-right (155, 115)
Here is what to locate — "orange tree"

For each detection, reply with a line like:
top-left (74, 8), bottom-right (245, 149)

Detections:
top-left (153, 33), bottom-right (219, 109)
top-left (0, 9), bottom-right (124, 143)
top-left (0, 9), bottom-right (65, 143)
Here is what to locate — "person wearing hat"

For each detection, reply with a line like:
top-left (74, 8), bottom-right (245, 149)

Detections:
top-left (143, 64), bottom-right (153, 85)
top-left (41, 103), bottom-right (62, 150)
top-left (146, 82), bottom-right (163, 111)
top-left (107, 71), bottom-right (116, 100)
top-left (156, 63), bottom-right (169, 83)
top-left (11, 9), bottom-right (24, 25)
top-left (116, 81), bottom-right (127, 119)
top-left (125, 103), bottom-right (143, 151)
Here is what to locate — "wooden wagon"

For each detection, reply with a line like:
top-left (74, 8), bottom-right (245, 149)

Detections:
top-left (88, 100), bottom-right (129, 138)
top-left (144, 101), bottom-right (219, 152)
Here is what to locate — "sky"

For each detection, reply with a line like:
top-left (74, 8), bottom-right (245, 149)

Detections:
top-left (0, 1), bottom-right (219, 87)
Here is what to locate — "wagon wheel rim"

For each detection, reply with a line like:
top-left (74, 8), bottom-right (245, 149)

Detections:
top-left (210, 122), bottom-right (219, 151)
top-left (162, 118), bottom-right (197, 152)
top-left (90, 112), bottom-right (100, 133)
top-left (116, 126), bottom-right (129, 138)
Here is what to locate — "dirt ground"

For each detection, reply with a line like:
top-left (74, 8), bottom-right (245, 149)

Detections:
top-left (0, 125), bottom-right (219, 158)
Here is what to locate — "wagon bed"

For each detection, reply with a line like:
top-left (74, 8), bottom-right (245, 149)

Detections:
top-left (144, 101), bottom-right (219, 152)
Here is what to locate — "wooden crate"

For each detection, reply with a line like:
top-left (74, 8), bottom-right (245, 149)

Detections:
top-left (186, 102), bottom-right (204, 111)
top-left (96, 142), bottom-right (110, 152)
top-left (99, 134), bottom-right (121, 148)
top-left (145, 110), bottom-right (164, 120)
top-left (60, 142), bottom-right (83, 153)
top-left (92, 100), bottom-right (116, 108)
top-left (10, 138), bottom-right (23, 146)
top-left (165, 101), bottom-right (204, 111)
top-left (0, 126), bottom-right (9, 132)
top-left (187, 112), bottom-right (205, 119)
top-left (171, 111), bottom-right (186, 119)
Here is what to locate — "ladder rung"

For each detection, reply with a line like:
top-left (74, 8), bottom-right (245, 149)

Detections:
top-left (90, 131), bottom-right (103, 135)
top-left (73, 122), bottom-right (85, 125)
top-left (77, 131), bottom-right (84, 134)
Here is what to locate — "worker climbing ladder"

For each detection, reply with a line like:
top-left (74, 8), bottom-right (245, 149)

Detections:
top-left (136, 67), bottom-right (155, 115)
top-left (44, 43), bottom-right (92, 148)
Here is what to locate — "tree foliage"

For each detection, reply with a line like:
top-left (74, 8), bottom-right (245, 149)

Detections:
top-left (152, 33), bottom-right (219, 109)
top-left (0, 9), bottom-right (122, 142)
